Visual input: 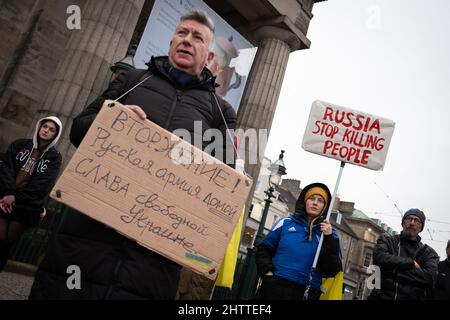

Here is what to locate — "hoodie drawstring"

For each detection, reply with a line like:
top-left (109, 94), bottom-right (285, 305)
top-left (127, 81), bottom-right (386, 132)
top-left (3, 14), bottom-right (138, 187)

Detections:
top-left (309, 216), bottom-right (321, 242)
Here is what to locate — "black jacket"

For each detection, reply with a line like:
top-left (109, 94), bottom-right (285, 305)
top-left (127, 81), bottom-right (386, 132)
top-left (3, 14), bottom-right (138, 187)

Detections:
top-left (370, 232), bottom-right (439, 300)
top-left (29, 57), bottom-right (237, 300)
top-left (433, 259), bottom-right (450, 300)
top-left (0, 139), bottom-right (61, 222)
top-left (70, 56), bottom-right (236, 165)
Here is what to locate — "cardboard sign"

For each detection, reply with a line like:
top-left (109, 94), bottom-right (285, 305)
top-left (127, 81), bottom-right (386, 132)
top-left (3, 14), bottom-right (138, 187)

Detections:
top-left (51, 100), bottom-right (252, 279)
top-left (302, 100), bottom-right (395, 170)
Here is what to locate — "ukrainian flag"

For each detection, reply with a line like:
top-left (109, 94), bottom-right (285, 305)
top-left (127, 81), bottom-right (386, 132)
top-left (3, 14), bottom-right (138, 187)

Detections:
top-left (320, 271), bottom-right (344, 300)
top-left (214, 206), bottom-right (245, 288)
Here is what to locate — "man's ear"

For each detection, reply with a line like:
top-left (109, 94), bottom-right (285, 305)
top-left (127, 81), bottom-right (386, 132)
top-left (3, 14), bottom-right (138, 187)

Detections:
top-left (206, 51), bottom-right (215, 65)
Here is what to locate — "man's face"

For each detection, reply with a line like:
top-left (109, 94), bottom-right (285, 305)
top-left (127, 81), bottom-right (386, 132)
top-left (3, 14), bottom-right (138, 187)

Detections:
top-left (168, 19), bottom-right (214, 76)
top-left (402, 215), bottom-right (422, 239)
top-left (446, 246), bottom-right (450, 259)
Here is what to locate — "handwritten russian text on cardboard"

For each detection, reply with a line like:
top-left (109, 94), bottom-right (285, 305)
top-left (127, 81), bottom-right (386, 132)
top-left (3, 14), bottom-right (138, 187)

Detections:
top-left (302, 100), bottom-right (395, 170)
top-left (51, 101), bottom-right (252, 279)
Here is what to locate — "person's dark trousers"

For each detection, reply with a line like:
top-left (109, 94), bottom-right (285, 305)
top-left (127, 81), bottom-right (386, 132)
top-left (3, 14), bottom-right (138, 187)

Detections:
top-left (0, 240), bottom-right (12, 272)
top-left (254, 275), bottom-right (322, 300)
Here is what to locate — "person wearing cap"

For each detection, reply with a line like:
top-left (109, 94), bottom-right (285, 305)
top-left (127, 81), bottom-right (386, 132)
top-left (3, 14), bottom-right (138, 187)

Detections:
top-left (255, 182), bottom-right (341, 300)
top-left (0, 116), bottom-right (62, 271)
top-left (432, 240), bottom-right (450, 300)
top-left (369, 208), bottom-right (439, 300)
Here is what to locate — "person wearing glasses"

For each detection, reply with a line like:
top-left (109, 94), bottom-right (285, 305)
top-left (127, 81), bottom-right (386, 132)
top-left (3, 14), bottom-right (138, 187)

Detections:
top-left (369, 209), bottom-right (439, 300)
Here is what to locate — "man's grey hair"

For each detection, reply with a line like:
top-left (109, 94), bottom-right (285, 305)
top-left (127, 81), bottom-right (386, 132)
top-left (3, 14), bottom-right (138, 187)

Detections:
top-left (180, 9), bottom-right (215, 48)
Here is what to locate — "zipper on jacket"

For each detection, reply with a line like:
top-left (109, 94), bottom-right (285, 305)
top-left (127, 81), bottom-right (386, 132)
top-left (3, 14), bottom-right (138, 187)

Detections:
top-left (394, 241), bottom-right (401, 300)
top-left (163, 89), bottom-right (181, 129)
top-left (104, 239), bottom-right (126, 299)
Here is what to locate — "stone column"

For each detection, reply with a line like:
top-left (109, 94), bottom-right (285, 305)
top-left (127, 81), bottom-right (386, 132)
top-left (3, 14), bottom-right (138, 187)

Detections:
top-left (33, 0), bottom-right (145, 163)
top-left (237, 26), bottom-right (301, 184)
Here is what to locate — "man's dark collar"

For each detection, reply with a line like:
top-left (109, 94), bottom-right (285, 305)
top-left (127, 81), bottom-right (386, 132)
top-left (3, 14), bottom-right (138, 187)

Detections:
top-left (400, 230), bottom-right (421, 242)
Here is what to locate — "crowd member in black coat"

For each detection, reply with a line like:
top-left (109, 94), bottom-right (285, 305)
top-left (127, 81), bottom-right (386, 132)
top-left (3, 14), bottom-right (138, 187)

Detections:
top-left (29, 9), bottom-right (237, 300)
top-left (0, 116), bottom-right (62, 271)
top-left (369, 209), bottom-right (439, 300)
top-left (433, 240), bottom-right (450, 300)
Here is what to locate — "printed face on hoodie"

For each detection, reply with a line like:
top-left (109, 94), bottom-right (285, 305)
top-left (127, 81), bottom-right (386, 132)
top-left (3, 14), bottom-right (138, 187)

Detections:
top-left (39, 120), bottom-right (58, 142)
top-left (305, 195), bottom-right (325, 218)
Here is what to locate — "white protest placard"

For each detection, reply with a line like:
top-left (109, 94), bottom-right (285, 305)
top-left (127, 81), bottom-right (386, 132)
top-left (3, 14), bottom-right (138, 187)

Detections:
top-left (302, 100), bottom-right (395, 170)
top-left (51, 101), bottom-right (252, 279)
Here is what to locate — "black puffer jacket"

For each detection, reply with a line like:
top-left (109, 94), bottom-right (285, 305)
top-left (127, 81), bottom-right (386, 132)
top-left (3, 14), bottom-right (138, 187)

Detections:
top-left (70, 56), bottom-right (236, 163)
top-left (29, 57), bottom-right (236, 300)
top-left (433, 259), bottom-right (450, 300)
top-left (370, 232), bottom-right (439, 300)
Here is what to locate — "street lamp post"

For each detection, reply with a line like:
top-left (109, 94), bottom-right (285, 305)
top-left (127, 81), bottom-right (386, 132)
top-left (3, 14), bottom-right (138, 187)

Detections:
top-left (109, 45), bottom-right (137, 81)
top-left (237, 150), bottom-right (287, 300)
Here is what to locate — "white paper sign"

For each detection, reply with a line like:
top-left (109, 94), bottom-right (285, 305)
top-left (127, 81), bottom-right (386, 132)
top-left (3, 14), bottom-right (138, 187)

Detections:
top-left (302, 100), bottom-right (395, 171)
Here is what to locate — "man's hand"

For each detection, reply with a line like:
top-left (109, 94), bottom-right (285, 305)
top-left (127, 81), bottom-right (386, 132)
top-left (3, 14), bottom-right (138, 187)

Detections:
top-left (0, 195), bottom-right (15, 214)
top-left (414, 261), bottom-right (421, 269)
top-left (125, 105), bottom-right (147, 120)
top-left (264, 271), bottom-right (273, 277)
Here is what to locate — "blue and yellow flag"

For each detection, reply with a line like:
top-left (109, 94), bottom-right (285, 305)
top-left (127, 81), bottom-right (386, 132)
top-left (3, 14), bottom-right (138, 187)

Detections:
top-left (320, 271), bottom-right (344, 300)
top-left (214, 206), bottom-right (245, 288)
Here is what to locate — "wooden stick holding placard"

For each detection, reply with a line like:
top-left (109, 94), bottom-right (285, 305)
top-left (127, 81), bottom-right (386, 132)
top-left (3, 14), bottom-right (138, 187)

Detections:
top-left (50, 100), bottom-right (252, 280)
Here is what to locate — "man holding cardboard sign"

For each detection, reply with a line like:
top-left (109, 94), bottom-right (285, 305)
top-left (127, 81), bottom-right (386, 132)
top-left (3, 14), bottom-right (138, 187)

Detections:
top-left (29, 9), bottom-right (241, 300)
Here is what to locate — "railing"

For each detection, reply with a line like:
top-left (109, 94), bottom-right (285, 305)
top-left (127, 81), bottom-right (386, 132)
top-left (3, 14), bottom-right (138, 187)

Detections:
top-left (9, 199), bottom-right (69, 265)
top-left (211, 255), bottom-right (259, 300)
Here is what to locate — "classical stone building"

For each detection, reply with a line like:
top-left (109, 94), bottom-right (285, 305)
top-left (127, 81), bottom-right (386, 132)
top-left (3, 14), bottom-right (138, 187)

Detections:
top-left (1, 0), bottom-right (330, 299)
top-left (0, 0), bottom-right (327, 179)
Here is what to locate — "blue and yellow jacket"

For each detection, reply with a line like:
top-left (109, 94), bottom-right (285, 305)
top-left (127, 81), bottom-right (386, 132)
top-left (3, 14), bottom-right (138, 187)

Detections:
top-left (256, 212), bottom-right (341, 289)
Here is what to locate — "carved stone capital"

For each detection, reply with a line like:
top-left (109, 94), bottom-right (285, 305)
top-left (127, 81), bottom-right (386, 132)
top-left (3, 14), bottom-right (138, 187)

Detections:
top-left (254, 26), bottom-right (302, 51)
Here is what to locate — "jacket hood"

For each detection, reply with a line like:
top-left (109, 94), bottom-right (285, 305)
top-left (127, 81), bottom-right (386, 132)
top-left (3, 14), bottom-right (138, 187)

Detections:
top-left (33, 116), bottom-right (62, 154)
top-left (295, 182), bottom-right (332, 222)
top-left (147, 56), bottom-right (217, 91)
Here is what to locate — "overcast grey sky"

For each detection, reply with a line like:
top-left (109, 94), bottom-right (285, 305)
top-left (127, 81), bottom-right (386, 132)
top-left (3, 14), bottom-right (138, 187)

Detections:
top-left (264, 0), bottom-right (450, 258)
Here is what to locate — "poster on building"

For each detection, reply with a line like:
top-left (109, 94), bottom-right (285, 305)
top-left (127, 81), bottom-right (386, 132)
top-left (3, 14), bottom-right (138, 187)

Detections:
top-left (302, 100), bottom-right (395, 171)
top-left (134, 0), bottom-right (257, 112)
top-left (50, 100), bottom-right (253, 279)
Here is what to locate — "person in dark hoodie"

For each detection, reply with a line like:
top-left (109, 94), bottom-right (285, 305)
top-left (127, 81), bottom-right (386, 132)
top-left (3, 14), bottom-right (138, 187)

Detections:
top-left (432, 240), bottom-right (450, 300)
top-left (29, 9), bottom-right (236, 300)
top-left (255, 182), bottom-right (341, 300)
top-left (0, 116), bottom-right (62, 271)
top-left (369, 208), bottom-right (439, 300)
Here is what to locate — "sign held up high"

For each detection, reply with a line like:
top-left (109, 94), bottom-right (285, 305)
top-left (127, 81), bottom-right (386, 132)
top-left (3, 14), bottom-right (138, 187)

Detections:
top-left (302, 100), bottom-right (395, 170)
top-left (50, 100), bottom-right (252, 280)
